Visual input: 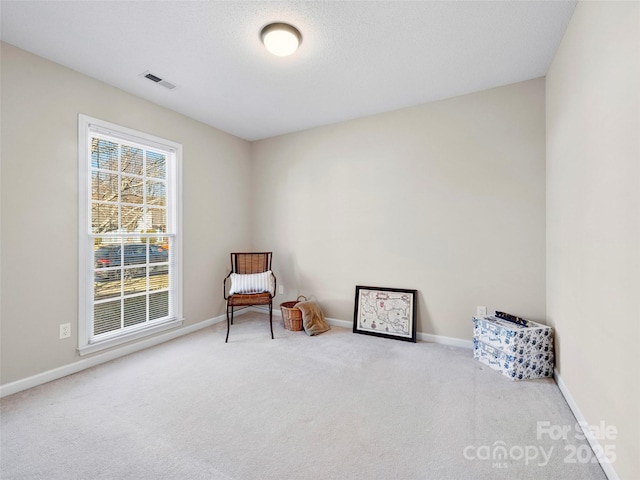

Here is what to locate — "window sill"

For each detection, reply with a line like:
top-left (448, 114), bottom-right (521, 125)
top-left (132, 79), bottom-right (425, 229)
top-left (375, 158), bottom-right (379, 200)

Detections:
top-left (78, 318), bottom-right (184, 356)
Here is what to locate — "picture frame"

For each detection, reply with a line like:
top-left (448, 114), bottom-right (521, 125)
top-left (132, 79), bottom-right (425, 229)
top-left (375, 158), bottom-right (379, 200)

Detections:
top-left (353, 285), bottom-right (417, 343)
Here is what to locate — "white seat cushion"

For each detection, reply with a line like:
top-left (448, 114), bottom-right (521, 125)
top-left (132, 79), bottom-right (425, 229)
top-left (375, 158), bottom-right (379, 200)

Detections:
top-left (229, 271), bottom-right (274, 295)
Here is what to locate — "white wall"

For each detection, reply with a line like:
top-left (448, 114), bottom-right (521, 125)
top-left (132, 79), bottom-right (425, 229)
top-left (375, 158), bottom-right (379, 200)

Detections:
top-left (0, 42), bottom-right (252, 385)
top-left (546, 2), bottom-right (640, 478)
top-left (251, 78), bottom-right (546, 341)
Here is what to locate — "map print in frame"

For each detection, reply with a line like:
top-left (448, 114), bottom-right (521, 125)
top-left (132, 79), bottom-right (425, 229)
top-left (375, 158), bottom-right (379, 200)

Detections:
top-left (353, 286), bottom-right (417, 343)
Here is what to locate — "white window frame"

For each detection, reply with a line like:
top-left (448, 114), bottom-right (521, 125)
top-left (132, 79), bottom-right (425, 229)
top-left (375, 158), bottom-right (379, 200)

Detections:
top-left (78, 114), bottom-right (183, 355)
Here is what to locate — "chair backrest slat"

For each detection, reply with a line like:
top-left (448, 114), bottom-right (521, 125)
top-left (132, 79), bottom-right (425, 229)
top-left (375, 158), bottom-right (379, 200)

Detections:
top-left (231, 252), bottom-right (272, 274)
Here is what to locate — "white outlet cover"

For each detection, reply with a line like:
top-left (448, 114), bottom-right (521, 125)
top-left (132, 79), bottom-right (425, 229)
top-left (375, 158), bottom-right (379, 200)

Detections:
top-left (60, 323), bottom-right (71, 339)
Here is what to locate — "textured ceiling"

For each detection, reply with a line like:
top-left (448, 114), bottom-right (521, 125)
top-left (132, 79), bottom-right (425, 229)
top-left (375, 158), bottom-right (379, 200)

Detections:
top-left (1, 1), bottom-right (577, 141)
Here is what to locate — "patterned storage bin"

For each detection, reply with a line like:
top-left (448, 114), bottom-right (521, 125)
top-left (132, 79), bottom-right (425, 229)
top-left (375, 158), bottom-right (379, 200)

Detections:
top-left (472, 315), bottom-right (554, 380)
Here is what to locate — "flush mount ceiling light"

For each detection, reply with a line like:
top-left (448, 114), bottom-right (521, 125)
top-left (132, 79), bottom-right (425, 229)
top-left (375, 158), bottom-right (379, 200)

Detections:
top-left (260, 22), bottom-right (302, 57)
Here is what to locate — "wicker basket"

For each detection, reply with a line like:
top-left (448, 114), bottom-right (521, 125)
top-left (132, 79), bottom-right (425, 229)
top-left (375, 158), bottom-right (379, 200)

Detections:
top-left (280, 295), bottom-right (307, 331)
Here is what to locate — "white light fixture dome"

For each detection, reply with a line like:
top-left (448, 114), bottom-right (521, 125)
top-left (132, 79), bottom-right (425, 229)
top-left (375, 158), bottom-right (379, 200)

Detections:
top-left (261, 23), bottom-right (302, 57)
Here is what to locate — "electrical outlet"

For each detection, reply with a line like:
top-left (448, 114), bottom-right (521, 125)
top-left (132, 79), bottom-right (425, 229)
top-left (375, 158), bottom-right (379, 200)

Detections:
top-left (476, 306), bottom-right (487, 316)
top-left (278, 285), bottom-right (284, 295)
top-left (60, 323), bottom-right (71, 339)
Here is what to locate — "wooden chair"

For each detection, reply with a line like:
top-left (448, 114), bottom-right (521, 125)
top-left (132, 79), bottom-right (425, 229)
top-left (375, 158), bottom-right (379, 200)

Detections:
top-left (223, 252), bottom-right (276, 342)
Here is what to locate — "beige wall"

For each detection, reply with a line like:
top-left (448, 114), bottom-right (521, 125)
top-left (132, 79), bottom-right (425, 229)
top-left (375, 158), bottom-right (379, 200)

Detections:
top-left (546, 2), bottom-right (640, 478)
top-left (251, 78), bottom-right (546, 340)
top-left (0, 42), bottom-right (252, 384)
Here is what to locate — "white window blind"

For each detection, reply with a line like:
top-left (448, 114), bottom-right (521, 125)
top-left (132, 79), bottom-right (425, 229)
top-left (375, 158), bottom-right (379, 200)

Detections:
top-left (79, 115), bottom-right (182, 354)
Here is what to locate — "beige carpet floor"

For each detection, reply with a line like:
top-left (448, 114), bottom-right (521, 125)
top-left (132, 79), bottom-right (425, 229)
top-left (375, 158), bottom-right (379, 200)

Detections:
top-left (1, 311), bottom-right (607, 479)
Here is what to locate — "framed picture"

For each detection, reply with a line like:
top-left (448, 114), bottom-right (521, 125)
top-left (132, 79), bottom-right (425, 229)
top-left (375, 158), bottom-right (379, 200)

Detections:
top-left (353, 286), bottom-right (417, 343)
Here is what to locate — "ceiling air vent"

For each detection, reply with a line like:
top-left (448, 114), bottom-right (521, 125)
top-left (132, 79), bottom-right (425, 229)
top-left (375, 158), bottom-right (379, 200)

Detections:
top-left (140, 71), bottom-right (177, 90)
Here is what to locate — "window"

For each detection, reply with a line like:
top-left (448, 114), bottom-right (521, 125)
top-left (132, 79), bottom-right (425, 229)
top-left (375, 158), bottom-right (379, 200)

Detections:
top-left (78, 115), bottom-right (182, 355)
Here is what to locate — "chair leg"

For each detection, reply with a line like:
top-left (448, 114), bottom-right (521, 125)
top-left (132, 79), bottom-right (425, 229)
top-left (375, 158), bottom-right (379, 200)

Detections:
top-left (269, 302), bottom-right (274, 339)
top-left (225, 304), bottom-right (231, 343)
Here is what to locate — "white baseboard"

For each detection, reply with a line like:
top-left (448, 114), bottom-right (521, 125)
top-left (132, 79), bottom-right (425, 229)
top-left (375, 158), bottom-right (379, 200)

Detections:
top-left (0, 312), bottom-right (235, 398)
top-left (418, 332), bottom-right (474, 349)
top-left (554, 368), bottom-right (619, 480)
top-left (326, 317), bottom-right (474, 349)
top-left (257, 306), bottom-right (474, 349)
